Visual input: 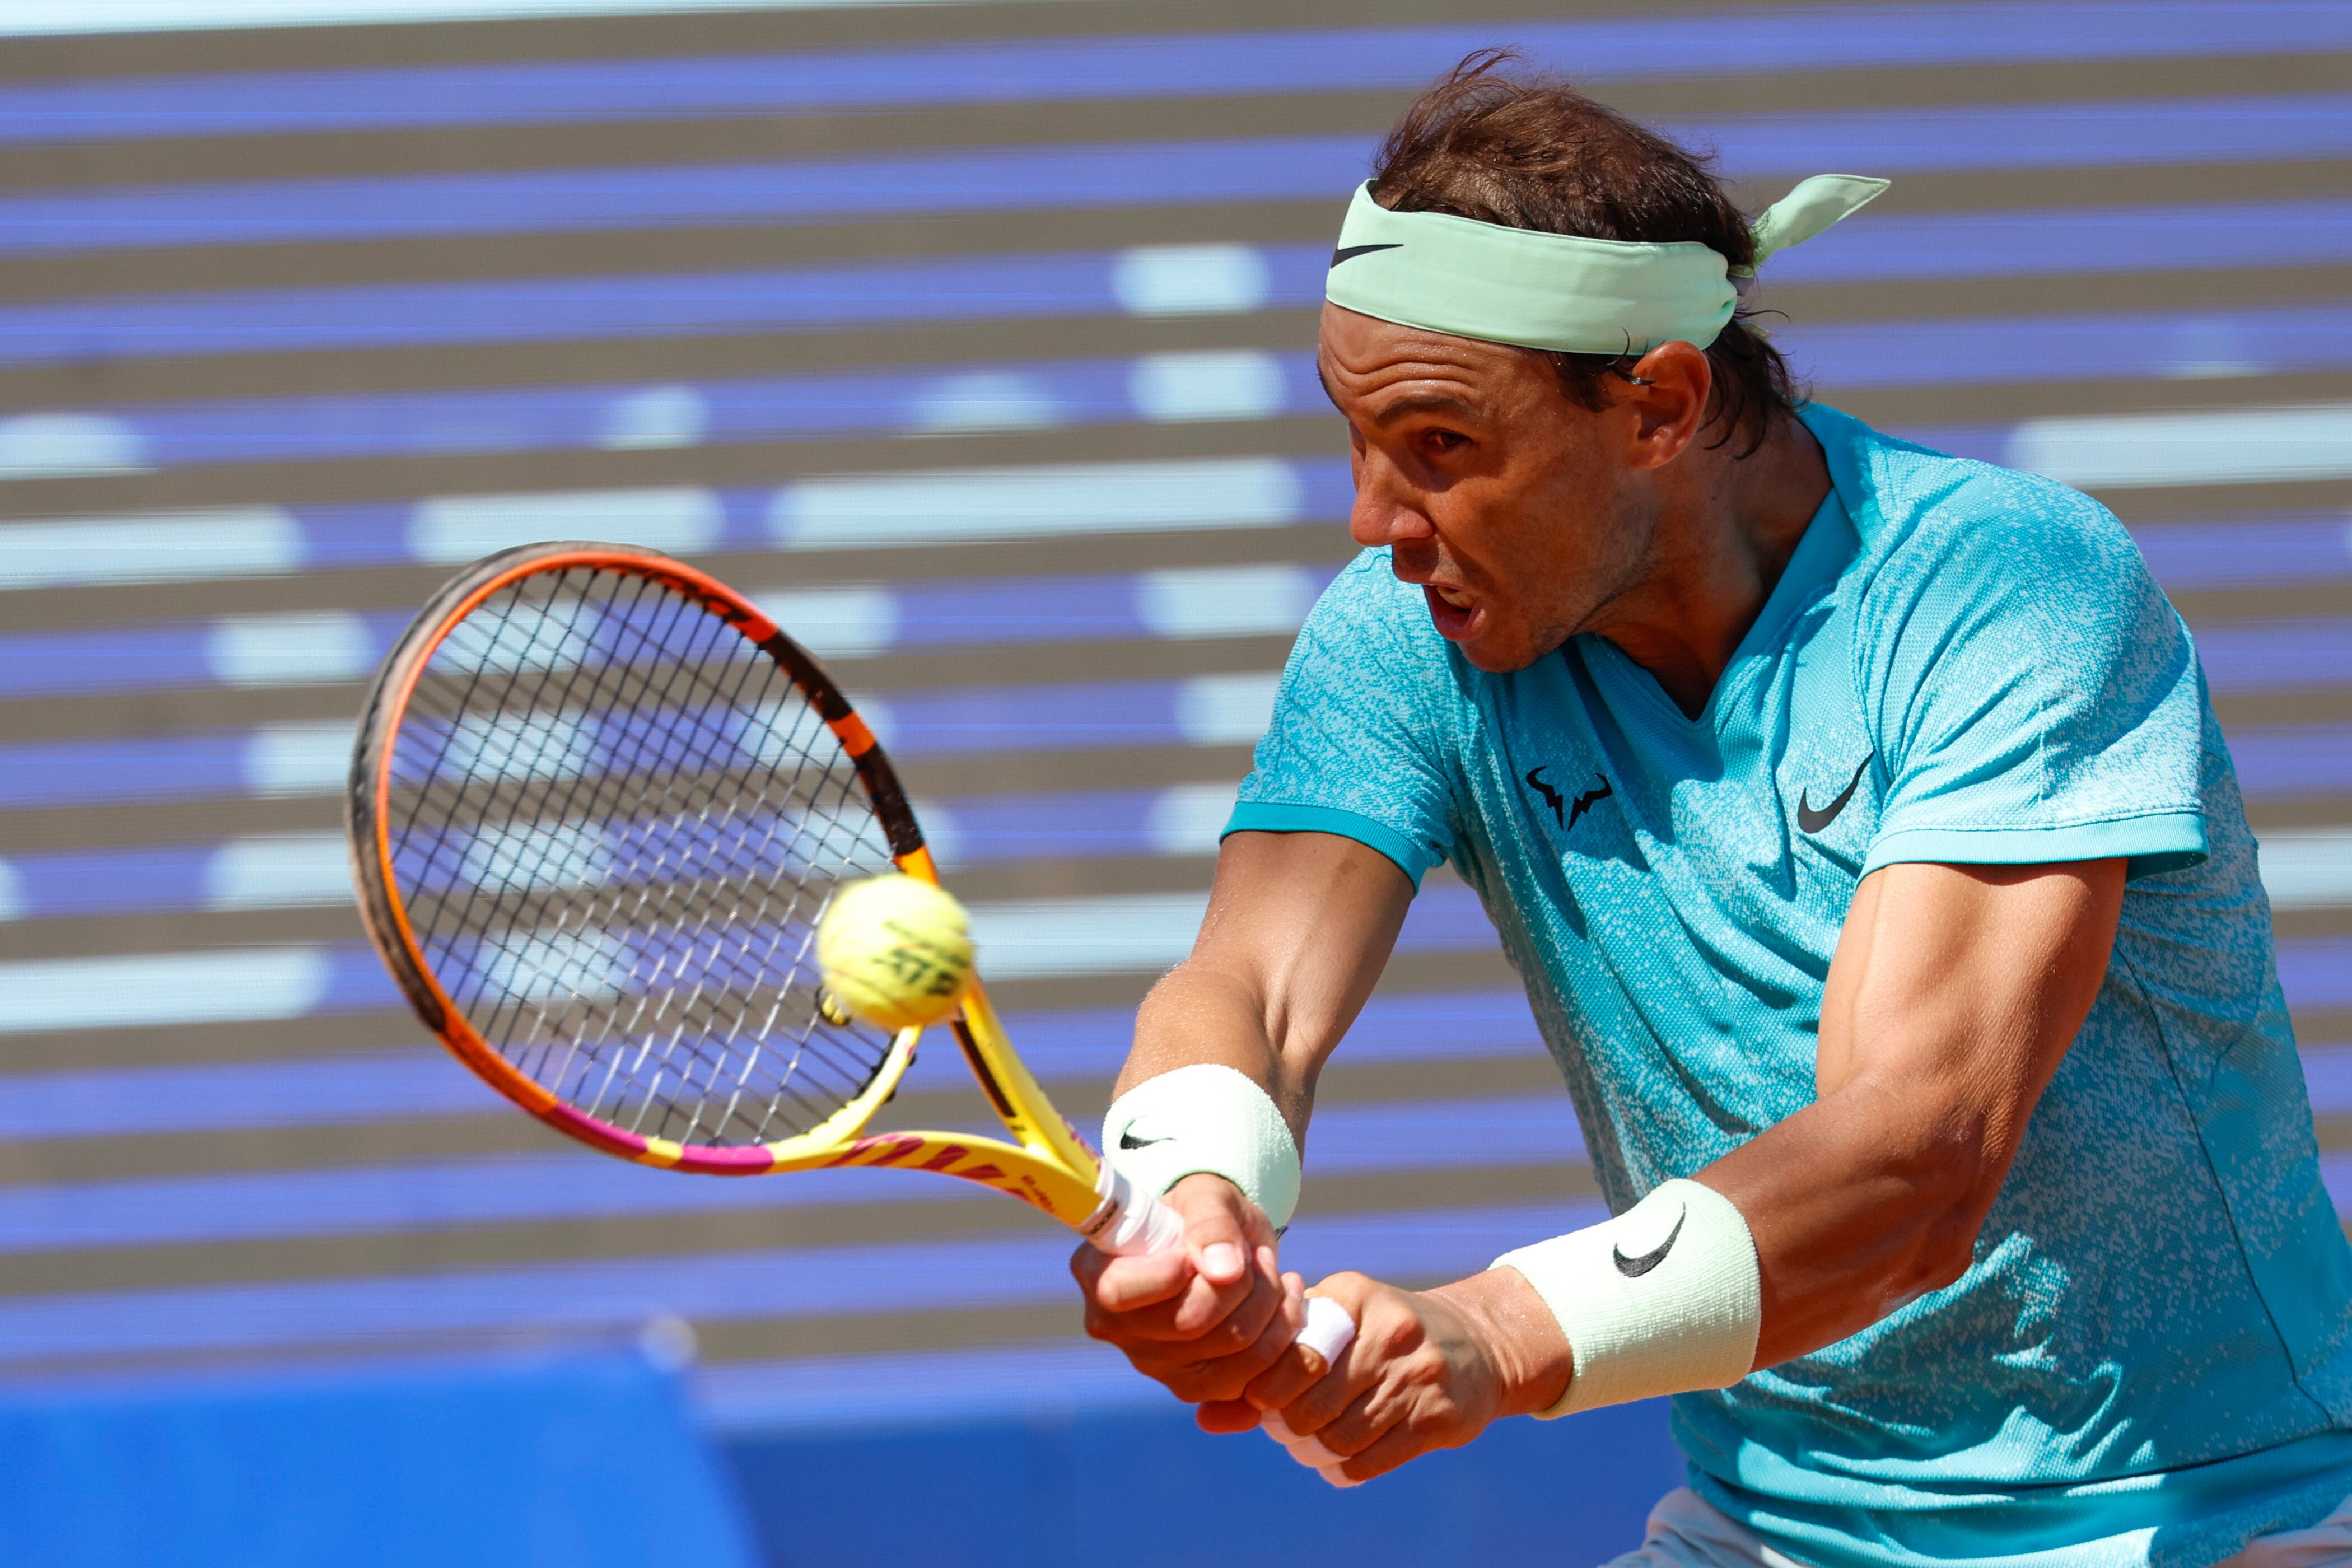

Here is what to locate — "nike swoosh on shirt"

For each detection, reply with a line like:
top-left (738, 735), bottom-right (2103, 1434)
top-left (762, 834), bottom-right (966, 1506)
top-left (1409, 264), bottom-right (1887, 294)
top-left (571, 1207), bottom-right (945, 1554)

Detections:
top-left (1330, 242), bottom-right (1403, 265)
top-left (1796, 753), bottom-right (1875, 834)
top-left (1612, 1205), bottom-right (1687, 1278)
top-left (1118, 1131), bottom-right (1170, 1151)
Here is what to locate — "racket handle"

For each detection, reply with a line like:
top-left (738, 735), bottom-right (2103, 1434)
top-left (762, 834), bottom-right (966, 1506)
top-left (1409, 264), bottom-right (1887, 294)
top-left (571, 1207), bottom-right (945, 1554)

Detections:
top-left (1089, 1164), bottom-right (1189, 1256)
top-left (1090, 1168), bottom-right (1360, 1367)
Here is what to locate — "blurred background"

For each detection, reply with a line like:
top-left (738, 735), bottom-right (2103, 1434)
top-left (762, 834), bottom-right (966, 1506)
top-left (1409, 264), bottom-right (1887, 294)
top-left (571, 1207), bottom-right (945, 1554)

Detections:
top-left (0, 1), bottom-right (2346, 1563)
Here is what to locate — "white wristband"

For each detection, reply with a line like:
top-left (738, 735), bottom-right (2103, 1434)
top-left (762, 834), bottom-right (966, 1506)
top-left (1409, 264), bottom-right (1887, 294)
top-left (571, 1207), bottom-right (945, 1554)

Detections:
top-left (1101, 1063), bottom-right (1301, 1229)
top-left (1492, 1178), bottom-right (1761, 1418)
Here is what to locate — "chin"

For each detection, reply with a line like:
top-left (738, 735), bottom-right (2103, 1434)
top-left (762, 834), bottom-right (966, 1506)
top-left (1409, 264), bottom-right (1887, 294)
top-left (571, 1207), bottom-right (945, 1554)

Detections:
top-left (1462, 645), bottom-right (1541, 674)
top-left (1454, 628), bottom-right (1544, 674)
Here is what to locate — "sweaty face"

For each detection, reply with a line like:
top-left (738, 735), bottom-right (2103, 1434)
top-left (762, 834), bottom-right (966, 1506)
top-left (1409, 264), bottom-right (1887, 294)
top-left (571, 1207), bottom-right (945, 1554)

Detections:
top-left (1317, 302), bottom-right (1654, 673)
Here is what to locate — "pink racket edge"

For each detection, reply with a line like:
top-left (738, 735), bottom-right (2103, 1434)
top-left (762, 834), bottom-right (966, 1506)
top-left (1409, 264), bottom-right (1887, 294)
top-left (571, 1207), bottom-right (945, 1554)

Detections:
top-left (343, 539), bottom-right (933, 1179)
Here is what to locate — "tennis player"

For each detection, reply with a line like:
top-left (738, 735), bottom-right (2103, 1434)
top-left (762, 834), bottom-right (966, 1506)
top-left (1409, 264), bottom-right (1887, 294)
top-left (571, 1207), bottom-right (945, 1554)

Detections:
top-left (1070, 57), bottom-right (2352, 1568)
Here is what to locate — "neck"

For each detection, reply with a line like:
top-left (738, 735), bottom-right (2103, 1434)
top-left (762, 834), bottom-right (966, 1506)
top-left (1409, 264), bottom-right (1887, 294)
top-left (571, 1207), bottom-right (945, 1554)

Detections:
top-left (1589, 414), bottom-right (1831, 717)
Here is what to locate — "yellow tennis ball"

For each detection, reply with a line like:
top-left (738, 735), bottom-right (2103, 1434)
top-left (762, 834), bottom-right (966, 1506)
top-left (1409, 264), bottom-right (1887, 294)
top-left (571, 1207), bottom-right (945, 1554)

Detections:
top-left (815, 874), bottom-right (975, 1032)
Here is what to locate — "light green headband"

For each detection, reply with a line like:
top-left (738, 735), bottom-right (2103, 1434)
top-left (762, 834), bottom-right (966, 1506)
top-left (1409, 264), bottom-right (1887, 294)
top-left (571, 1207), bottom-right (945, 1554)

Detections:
top-left (1324, 173), bottom-right (1889, 355)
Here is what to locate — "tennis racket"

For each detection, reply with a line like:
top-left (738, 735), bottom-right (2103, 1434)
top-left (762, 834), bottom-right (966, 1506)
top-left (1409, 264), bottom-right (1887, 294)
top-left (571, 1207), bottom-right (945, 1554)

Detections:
top-left (345, 540), bottom-right (1355, 1359)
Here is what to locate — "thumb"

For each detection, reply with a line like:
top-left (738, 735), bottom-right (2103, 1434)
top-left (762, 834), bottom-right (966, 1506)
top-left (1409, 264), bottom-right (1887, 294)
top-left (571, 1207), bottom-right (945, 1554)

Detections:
top-left (1165, 1172), bottom-right (1259, 1286)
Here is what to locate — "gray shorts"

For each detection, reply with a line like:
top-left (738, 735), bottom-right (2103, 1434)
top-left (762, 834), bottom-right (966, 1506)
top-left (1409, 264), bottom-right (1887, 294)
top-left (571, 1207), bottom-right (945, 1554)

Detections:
top-left (1604, 1488), bottom-right (2352, 1568)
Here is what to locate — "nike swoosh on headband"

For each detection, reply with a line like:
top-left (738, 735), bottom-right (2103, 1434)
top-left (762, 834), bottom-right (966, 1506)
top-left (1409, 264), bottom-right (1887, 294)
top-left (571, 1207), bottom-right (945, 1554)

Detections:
top-left (1324, 172), bottom-right (1888, 356)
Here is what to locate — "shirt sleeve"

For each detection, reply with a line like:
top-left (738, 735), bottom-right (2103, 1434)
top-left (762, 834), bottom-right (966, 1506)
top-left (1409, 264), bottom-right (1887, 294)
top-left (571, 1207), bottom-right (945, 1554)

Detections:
top-left (1224, 552), bottom-right (1462, 887)
top-left (1854, 474), bottom-right (2208, 881)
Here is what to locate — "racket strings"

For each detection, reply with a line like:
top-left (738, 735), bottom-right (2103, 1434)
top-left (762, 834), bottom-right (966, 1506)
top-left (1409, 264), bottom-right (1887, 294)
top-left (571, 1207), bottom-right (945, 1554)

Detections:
top-left (385, 564), bottom-right (899, 1147)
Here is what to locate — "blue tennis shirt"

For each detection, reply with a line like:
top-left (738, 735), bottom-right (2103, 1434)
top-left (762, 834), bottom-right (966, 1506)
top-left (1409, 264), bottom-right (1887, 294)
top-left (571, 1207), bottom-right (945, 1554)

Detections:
top-left (1226, 404), bottom-right (2352, 1568)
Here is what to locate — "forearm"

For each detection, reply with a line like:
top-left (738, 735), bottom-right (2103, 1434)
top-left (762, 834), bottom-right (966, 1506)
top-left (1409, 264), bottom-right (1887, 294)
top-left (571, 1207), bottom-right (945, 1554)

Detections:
top-left (1121, 963), bottom-right (1315, 1140)
top-left (1699, 1074), bottom-right (2003, 1368)
top-left (1113, 829), bottom-right (1413, 1142)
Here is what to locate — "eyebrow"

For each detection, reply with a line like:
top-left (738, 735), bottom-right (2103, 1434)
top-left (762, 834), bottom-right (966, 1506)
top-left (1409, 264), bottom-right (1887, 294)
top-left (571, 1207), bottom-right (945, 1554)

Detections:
top-left (1366, 391), bottom-right (1483, 428)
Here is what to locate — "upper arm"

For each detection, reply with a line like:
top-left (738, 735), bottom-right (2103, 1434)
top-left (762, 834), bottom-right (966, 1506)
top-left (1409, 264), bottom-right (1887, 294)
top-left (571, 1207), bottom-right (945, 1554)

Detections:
top-left (1819, 858), bottom-right (2126, 1151)
top-left (1709, 855), bottom-right (2127, 1362)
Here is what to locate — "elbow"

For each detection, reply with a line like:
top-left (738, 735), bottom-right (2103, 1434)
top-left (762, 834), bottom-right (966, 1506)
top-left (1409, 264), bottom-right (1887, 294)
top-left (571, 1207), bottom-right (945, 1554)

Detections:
top-left (1887, 1114), bottom-right (2009, 1304)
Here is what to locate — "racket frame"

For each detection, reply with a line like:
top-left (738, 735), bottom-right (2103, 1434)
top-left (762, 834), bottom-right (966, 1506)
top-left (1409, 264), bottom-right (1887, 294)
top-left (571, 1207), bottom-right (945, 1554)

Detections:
top-left (348, 543), bottom-right (1119, 1235)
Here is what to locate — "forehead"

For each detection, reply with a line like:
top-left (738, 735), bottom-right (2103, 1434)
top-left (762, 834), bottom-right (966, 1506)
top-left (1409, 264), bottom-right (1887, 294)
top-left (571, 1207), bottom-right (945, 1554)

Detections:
top-left (1316, 302), bottom-right (1545, 399)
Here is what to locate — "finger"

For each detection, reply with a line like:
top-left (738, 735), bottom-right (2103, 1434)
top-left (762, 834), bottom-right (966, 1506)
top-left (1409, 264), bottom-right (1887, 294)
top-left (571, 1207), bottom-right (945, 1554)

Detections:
top-left (1305, 1384), bottom-right (1404, 1463)
top-left (1165, 1177), bottom-right (1256, 1288)
top-left (1082, 1247), bottom-right (1194, 1316)
top-left (1186, 1278), bottom-right (1308, 1425)
top-left (1318, 1462), bottom-right (1362, 1491)
top-left (1328, 1417), bottom-right (1437, 1486)
top-left (1262, 1342), bottom-right (1361, 1438)
top-left (1261, 1412), bottom-right (1361, 1488)
top-left (1133, 1275), bottom-right (1299, 1390)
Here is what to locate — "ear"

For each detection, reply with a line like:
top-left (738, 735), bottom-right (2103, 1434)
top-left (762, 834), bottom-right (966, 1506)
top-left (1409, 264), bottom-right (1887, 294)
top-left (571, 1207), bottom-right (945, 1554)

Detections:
top-left (1621, 341), bottom-right (1713, 471)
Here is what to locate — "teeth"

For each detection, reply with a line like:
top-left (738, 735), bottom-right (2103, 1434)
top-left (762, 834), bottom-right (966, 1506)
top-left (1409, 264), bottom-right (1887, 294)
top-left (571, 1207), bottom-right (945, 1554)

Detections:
top-left (1435, 587), bottom-right (1473, 609)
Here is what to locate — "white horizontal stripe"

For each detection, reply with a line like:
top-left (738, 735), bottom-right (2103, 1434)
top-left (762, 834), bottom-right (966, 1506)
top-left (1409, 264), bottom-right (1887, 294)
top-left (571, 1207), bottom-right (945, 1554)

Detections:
top-left (242, 721), bottom-right (357, 799)
top-left (204, 834), bottom-right (353, 912)
top-left (770, 458), bottom-right (1304, 548)
top-left (749, 585), bottom-right (900, 660)
top-left (0, 948), bottom-right (330, 1034)
top-left (0, 508), bottom-right (300, 590)
top-left (1112, 246), bottom-right (1273, 318)
top-left (1137, 563), bottom-right (1321, 639)
top-left (2006, 403), bottom-right (2352, 489)
top-left (969, 891), bottom-right (1208, 979)
top-left (1174, 670), bottom-right (1280, 745)
top-left (1147, 782), bottom-right (1240, 857)
top-left (206, 611), bottom-right (374, 689)
top-left (2261, 828), bottom-right (2352, 910)
top-left (408, 487), bottom-right (722, 565)
top-left (0, 413), bottom-right (144, 479)
top-left (1128, 351), bottom-right (1289, 422)
top-left (0, 0), bottom-right (1055, 35)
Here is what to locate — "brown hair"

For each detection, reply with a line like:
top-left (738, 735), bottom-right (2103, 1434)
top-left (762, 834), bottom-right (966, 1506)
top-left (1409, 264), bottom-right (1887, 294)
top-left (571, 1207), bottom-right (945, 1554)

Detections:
top-left (1370, 50), bottom-right (1800, 455)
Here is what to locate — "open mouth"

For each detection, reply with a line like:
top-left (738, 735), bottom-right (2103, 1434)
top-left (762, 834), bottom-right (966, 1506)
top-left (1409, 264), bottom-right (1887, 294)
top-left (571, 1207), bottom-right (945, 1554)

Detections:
top-left (1421, 584), bottom-right (1483, 641)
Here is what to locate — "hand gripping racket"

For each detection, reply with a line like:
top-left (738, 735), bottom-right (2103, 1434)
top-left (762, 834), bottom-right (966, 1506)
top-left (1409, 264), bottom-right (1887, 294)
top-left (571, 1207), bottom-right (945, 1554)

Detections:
top-left (346, 542), bottom-right (1355, 1363)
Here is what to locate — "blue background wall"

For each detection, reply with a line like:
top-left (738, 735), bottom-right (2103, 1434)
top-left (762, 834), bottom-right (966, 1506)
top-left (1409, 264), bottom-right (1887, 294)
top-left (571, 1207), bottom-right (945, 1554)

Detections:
top-left (0, 0), bottom-right (2347, 1559)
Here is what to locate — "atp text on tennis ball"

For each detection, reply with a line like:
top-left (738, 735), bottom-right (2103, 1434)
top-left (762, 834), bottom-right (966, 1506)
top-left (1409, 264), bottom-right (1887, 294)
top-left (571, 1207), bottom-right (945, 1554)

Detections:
top-left (816, 874), bottom-right (976, 1031)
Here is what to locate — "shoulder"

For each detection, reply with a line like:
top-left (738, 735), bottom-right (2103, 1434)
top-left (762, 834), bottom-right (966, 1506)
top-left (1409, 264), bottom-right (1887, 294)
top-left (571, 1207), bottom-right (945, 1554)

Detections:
top-left (1272, 549), bottom-right (1467, 738)
top-left (1840, 423), bottom-right (2161, 647)
top-left (1304, 549), bottom-right (1438, 634)
top-left (1291, 549), bottom-right (1455, 675)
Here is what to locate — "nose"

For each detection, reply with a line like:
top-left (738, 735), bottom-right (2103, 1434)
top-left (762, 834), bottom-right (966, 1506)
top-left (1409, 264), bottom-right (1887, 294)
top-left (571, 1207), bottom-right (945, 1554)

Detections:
top-left (1348, 451), bottom-right (1433, 549)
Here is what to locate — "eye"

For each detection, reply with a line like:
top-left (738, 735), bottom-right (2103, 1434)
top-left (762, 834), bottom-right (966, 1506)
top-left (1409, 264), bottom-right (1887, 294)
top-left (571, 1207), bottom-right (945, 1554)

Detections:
top-left (1421, 429), bottom-right (1469, 456)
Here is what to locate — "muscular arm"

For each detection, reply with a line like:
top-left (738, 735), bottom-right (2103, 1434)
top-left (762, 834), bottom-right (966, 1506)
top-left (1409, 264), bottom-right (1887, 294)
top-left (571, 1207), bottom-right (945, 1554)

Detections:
top-left (1070, 829), bottom-right (1415, 1401)
top-left (1118, 829), bottom-right (1415, 1135)
top-left (1250, 856), bottom-right (2127, 1480)
top-left (1706, 856), bottom-right (2126, 1365)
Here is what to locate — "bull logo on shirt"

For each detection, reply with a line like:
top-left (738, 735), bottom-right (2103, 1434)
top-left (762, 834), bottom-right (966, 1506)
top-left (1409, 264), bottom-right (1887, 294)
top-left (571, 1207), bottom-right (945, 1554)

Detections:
top-left (1526, 767), bottom-right (1612, 832)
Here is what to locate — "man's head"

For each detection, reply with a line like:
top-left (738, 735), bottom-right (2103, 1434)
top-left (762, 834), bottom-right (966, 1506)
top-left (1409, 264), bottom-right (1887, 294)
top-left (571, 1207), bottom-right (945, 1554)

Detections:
top-left (1318, 54), bottom-right (1810, 673)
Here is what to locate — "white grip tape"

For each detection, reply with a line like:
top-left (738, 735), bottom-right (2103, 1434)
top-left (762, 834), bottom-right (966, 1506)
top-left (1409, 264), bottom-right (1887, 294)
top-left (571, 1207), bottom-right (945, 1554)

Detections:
top-left (1492, 1178), bottom-right (1761, 1418)
top-left (1089, 1165), bottom-right (1360, 1364)
top-left (1101, 1063), bottom-right (1302, 1229)
top-left (1088, 1161), bottom-right (1189, 1257)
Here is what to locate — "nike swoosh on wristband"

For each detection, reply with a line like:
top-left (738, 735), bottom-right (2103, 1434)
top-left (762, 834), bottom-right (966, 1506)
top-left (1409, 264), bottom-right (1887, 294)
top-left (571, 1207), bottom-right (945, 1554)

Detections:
top-left (1796, 753), bottom-right (1875, 834)
top-left (1612, 1204), bottom-right (1688, 1278)
top-left (1118, 1131), bottom-right (1171, 1150)
top-left (1330, 242), bottom-right (1403, 265)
